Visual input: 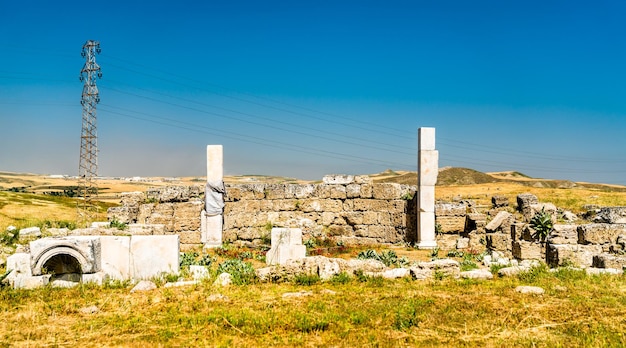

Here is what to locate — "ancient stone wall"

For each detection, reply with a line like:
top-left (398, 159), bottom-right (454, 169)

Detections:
top-left (108, 176), bottom-right (417, 249)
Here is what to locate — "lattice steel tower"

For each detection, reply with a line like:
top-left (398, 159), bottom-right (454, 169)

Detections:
top-left (78, 40), bottom-right (102, 224)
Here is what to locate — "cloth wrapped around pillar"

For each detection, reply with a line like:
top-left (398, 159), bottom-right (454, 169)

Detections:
top-left (205, 181), bottom-right (225, 216)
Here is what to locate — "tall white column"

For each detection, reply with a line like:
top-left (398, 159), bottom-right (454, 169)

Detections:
top-left (202, 145), bottom-right (224, 249)
top-left (417, 127), bottom-right (438, 249)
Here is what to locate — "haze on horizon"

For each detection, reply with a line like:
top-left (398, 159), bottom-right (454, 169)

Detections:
top-left (1, 1), bottom-right (625, 185)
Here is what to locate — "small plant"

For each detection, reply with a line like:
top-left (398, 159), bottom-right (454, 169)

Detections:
top-left (433, 270), bottom-right (447, 281)
top-left (330, 272), bottom-right (351, 284)
top-left (216, 259), bottom-right (257, 285)
top-left (0, 269), bottom-right (12, 287)
top-left (238, 251), bottom-right (253, 260)
top-left (430, 247), bottom-right (440, 260)
top-left (180, 252), bottom-right (199, 267)
top-left (304, 238), bottom-right (318, 249)
top-left (460, 259), bottom-right (478, 272)
top-left (530, 208), bottom-right (553, 242)
top-left (490, 263), bottom-right (509, 275)
top-left (357, 249), bottom-right (409, 267)
top-left (294, 200), bottom-right (302, 210)
top-left (401, 192), bottom-right (414, 201)
top-left (294, 273), bottom-right (321, 285)
top-left (517, 263), bottom-right (549, 283)
top-left (435, 223), bottom-right (443, 235)
top-left (109, 219), bottom-right (128, 231)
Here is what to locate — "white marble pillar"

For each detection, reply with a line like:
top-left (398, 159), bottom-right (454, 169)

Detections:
top-left (202, 145), bottom-right (224, 249)
top-left (417, 127), bottom-right (438, 249)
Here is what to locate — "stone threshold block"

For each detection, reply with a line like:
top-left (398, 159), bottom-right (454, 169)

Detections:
top-left (266, 228), bottom-right (306, 265)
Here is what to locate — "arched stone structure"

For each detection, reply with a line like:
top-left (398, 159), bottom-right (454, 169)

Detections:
top-left (29, 237), bottom-right (101, 276)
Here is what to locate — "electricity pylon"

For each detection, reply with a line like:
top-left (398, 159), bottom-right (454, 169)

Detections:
top-left (78, 40), bottom-right (102, 225)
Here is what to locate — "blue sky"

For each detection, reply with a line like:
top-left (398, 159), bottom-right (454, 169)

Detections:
top-left (1, 1), bottom-right (625, 184)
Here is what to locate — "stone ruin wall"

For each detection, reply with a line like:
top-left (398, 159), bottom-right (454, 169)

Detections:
top-left (108, 177), bottom-right (626, 270)
top-left (107, 175), bottom-right (417, 250)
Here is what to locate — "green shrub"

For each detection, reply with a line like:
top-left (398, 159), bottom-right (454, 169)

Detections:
top-left (530, 208), bottom-right (553, 242)
top-left (294, 273), bottom-right (321, 286)
top-left (216, 259), bottom-right (257, 285)
top-left (109, 219), bottom-right (128, 231)
top-left (357, 249), bottom-right (410, 267)
top-left (330, 272), bottom-right (351, 284)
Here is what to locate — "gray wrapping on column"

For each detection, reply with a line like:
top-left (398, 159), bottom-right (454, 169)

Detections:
top-left (205, 181), bottom-right (225, 216)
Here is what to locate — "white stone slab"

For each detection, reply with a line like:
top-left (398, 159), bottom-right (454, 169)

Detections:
top-left (417, 185), bottom-right (436, 213)
top-left (206, 145), bottom-right (223, 181)
top-left (14, 275), bottom-right (51, 289)
top-left (100, 236), bottom-right (131, 280)
top-left (130, 235), bottom-right (180, 280)
top-left (205, 145), bottom-right (224, 248)
top-left (266, 245), bottom-right (306, 265)
top-left (418, 127), bottom-right (436, 151)
top-left (271, 228), bottom-right (303, 246)
top-left (203, 214), bottom-right (223, 249)
top-left (418, 150), bottom-right (439, 186)
top-left (417, 211), bottom-right (437, 249)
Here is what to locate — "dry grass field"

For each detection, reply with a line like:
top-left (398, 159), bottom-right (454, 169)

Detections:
top-left (1, 169), bottom-right (625, 346)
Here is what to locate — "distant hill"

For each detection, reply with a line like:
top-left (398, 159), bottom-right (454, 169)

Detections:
top-left (371, 168), bottom-right (626, 192)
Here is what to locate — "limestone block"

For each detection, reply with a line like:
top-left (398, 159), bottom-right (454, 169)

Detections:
top-left (436, 234), bottom-right (458, 250)
top-left (147, 185), bottom-right (202, 203)
top-left (224, 186), bottom-right (241, 201)
top-left (486, 233), bottom-right (511, 253)
top-left (264, 184), bottom-right (286, 199)
top-left (346, 184), bottom-right (361, 198)
top-left (323, 174), bottom-right (354, 185)
top-left (485, 211), bottom-right (513, 232)
top-left (371, 183), bottom-right (401, 200)
top-left (549, 224), bottom-right (578, 245)
top-left (130, 235), bottom-right (180, 280)
top-left (120, 191), bottom-right (145, 207)
top-left (236, 227), bottom-right (263, 241)
top-left (593, 207), bottom-right (626, 224)
top-left (313, 185), bottom-right (332, 199)
top-left (465, 213), bottom-right (487, 232)
top-left (516, 193), bottom-right (539, 215)
top-left (412, 259), bottom-right (460, 279)
top-left (144, 203), bottom-right (175, 231)
top-left (382, 268), bottom-right (410, 279)
top-left (418, 127), bottom-right (436, 151)
top-left (512, 240), bottom-right (544, 261)
top-left (272, 199), bottom-right (297, 211)
top-left (436, 216), bottom-right (466, 233)
top-left (592, 253), bottom-right (626, 269)
top-left (13, 275), bottom-right (51, 289)
top-left (286, 184), bottom-right (315, 199)
top-left (491, 195), bottom-right (509, 208)
top-left (460, 269), bottom-right (493, 280)
top-left (418, 150), bottom-right (439, 186)
top-left (100, 236), bottom-right (131, 280)
top-left (456, 237), bottom-right (470, 249)
top-left (238, 184), bottom-right (266, 200)
top-left (82, 271), bottom-right (107, 285)
top-left (546, 244), bottom-right (603, 268)
top-left (107, 206), bottom-right (139, 224)
top-left (173, 201), bottom-right (204, 232)
top-left (417, 186), bottom-right (435, 213)
top-left (19, 227), bottom-right (41, 239)
top-left (578, 223), bottom-right (626, 245)
top-left (6, 253), bottom-right (32, 286)
top-left (30, 236), bottom-right (101, 276)
top-left (359, 184), bottom-right (373, 198)
top-left (329, 185), bottom-right (347, 199)
top-left (179, 231), bottom-right (202, 244)
top-left (377, 212), bottom-right (392, 225)
top-left (344, 212), bottom-right (364, 225)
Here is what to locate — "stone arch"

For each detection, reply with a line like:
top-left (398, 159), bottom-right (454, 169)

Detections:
top-left (31, 245), bottom-right (92, 276)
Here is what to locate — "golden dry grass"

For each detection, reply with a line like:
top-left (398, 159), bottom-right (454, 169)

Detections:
top-left (0, 269), bottom-right (624, 347)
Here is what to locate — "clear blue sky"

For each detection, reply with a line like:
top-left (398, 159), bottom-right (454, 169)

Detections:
top-left (1, 1), bottom-right (625, 184)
